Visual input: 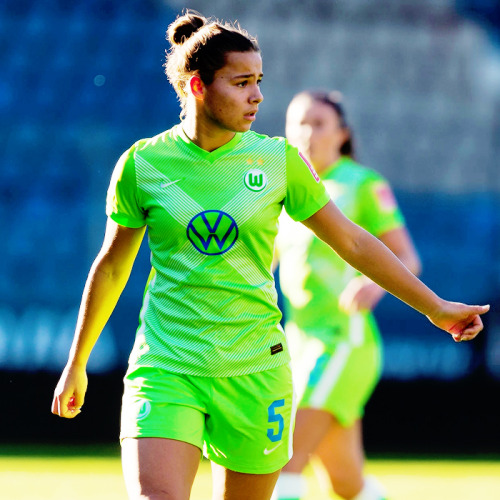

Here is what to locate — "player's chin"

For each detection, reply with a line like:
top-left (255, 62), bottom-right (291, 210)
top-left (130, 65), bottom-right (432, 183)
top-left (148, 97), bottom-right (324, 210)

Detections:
top-left (240, 115), bottom-right (257, 129)
top-left (237, 121), bottom-right (253, 132)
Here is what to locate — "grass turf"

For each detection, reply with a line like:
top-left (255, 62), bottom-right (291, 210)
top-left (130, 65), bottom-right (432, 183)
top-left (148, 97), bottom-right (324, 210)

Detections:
top-left (1, 445), bottom-right (499, 499)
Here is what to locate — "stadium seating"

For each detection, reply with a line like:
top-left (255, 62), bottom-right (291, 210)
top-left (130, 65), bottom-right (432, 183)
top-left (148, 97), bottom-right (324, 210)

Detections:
top-left (1, 0), bottom-right (498, 377)
top-left (0, 0), bottom-right (178, 306)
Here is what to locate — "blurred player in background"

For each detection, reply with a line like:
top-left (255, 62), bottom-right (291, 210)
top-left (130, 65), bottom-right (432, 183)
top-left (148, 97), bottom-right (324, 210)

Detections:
top-left (274, 90), bottom-right (421, 500)
top-left (51, 10), bottom-right (487, 500)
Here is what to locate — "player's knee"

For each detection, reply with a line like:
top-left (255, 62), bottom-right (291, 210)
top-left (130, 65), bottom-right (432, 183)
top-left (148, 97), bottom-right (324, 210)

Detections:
top-left (126, 478), bottom-right (189, 500)
top-left (128, 490), bottom-right (186, 500)
top-left (329, 469), bottom-right (364, 499)
top-left (331, 480), bottom-right (361, 499)
top-left (335, 475), bottom-right (386, 500)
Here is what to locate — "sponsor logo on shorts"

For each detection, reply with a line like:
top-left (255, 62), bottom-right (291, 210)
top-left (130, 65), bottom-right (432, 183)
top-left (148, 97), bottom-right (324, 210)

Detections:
top-left (263, 442), bottom-right (282, 455)
top-left (137, 400), bottom-right (151, 421)
top-left (186, 210), bottom-right (238, 255)
top-left (244, 169), bottom-right (267, 192)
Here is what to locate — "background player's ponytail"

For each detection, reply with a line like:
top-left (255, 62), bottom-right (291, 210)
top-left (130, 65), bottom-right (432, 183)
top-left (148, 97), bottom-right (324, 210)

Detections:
top-left (321, 91), bottom-right (355, 159)
top-left (164, 9), bottom-right (260, 117)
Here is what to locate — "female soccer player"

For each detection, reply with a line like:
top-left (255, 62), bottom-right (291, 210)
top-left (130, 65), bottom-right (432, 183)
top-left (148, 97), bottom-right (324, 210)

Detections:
top-left (274, 90), bottom-right (421, 500)
top-left (52, 11), bottom-right (488, 500)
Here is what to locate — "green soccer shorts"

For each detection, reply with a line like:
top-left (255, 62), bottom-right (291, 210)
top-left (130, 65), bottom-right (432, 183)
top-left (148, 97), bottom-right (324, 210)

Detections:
top-left (287, 313), bottom-right (383, 427)
top-left (120, 363), bottom-right (296, 474)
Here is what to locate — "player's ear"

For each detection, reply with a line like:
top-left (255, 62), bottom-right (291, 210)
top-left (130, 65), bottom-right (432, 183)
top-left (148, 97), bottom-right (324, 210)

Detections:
top-left (189, 75), bottom-right (204, 100)
top-left (339, 126), bottom-right (350, 145)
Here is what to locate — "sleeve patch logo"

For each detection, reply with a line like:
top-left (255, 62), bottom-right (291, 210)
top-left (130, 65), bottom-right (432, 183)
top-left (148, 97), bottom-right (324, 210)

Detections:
top-left (375, 182), bottom-right (397, 212)
top-left (299, 152), bottom-right (320, 182)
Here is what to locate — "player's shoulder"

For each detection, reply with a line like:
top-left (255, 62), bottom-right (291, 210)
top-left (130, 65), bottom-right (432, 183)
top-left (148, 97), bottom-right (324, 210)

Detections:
top-left (242, 130), bottom-right (287, 149)
top-left (115, 127), bottom-right (178, 173)
top-left (133, 125), bottom-right (179, 152)
top-left (242, 132), bottom-right (310, 167)
top-left (120, 134), bottom-right (161, 158)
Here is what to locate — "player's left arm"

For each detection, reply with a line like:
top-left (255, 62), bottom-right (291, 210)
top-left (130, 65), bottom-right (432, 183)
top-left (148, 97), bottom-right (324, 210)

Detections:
top-left (302, 200), bottom-right (489, 341)
top-left (339, 226), bottom-right (422, 313)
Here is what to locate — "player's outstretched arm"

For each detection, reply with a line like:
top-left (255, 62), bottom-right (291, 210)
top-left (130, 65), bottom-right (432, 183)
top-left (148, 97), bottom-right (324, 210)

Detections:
top-left (302, 201), bottom-right (489, 341)
top-left (51, 219), bottom-right (146, 418)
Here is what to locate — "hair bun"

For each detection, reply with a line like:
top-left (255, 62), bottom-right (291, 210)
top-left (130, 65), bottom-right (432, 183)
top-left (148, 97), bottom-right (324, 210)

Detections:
top-left (168, 12), bottom-right (206, 46)
top-left (327, 90), bottom-right (344, 104)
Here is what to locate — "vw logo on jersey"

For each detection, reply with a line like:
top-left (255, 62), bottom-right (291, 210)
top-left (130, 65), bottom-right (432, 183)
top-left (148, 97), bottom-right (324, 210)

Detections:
top-left (187, 210), bottom-right (239, 255)
top-left (244, 169), bottom-right (267, 192)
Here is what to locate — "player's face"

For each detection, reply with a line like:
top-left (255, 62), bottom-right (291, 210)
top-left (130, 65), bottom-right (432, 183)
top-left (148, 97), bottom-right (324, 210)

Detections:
top-left (286, 98), bottom-right (348, 172)
top-left (202, 51), bottom-right (264, 133)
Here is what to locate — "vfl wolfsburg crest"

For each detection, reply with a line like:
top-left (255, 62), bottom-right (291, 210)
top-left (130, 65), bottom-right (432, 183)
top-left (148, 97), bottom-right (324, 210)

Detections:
top-left (137, 400), bottom-right (151, 421)
top-left (187, 210), bottom-right (239, 255)
top-left (244, 169), bottom-right (267, 192)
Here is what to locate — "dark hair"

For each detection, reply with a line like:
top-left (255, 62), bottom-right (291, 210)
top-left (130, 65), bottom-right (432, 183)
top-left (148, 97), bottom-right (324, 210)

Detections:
top-left (165, 10), bottom-right (260, 117)
top-left (295, 90), bottom-right (355, 159)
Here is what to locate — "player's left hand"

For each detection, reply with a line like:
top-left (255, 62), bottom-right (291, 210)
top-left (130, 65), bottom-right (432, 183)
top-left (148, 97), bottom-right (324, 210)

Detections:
top-left (427, 302), bottom-right (490, 342)
top-left (339, 275), bottom-right (386, 313)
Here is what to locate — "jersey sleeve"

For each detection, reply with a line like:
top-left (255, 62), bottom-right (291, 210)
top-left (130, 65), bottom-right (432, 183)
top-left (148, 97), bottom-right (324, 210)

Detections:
top-left (106, 143), bottom-right (147, 228)
top-left (284, 143), bottom-right (331, 221)
top-left (358, 174), bottom-right (405, 237)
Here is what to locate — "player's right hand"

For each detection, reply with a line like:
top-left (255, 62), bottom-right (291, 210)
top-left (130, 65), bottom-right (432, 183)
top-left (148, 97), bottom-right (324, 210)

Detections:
top-left (51, 364), bottom-right (88, 418)
top-left (427, 302), bottom-right (490, 342)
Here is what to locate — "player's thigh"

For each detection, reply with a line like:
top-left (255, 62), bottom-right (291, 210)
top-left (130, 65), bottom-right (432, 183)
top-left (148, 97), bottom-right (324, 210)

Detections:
top-left (285, 407), bottom-right (335, 472)
top-left (211, 461), bottom-right (281, 500)
top-left (205, 363), bottom-right (296, 475)
top-left (122, 437), bottom-right (201, 500)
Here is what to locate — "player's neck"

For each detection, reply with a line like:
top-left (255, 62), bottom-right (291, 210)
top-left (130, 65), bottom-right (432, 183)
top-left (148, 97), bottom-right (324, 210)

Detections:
top-left (182, 115), bottom-right (236, 152)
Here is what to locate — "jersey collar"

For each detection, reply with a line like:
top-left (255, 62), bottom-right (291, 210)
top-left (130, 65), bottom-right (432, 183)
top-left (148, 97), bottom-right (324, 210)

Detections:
top-left (176, 124), bottom-right (243, 162)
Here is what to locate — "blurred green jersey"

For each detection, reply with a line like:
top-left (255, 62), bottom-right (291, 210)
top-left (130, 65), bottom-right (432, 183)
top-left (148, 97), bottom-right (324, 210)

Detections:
top-left (278, 156), bottom-right (404, 345)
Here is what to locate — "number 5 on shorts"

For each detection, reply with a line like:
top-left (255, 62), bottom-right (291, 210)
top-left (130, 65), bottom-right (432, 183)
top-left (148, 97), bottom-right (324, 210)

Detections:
top-left (267, 399), bottom-right (285, 442)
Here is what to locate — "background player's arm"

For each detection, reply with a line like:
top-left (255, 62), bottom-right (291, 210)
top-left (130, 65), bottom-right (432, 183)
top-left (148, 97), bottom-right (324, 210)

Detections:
top-left (339, 226), bottom-right (422, 313)
top-left (51, 218), bottom-right (146, 418)
top-left (302, 200), bottom-right (488, 340)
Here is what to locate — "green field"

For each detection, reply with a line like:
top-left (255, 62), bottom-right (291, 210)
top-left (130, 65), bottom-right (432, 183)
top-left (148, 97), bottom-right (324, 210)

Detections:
top-left (1, 446), bottom-right (499, 500)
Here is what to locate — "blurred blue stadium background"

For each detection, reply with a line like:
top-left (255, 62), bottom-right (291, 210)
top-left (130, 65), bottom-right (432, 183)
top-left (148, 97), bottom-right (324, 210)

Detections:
top-left (1, 0), bottom-right (499, 452)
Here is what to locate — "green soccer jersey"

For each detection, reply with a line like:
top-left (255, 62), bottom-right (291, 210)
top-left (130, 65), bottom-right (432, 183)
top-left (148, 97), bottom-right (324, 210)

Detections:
top-left (106, 125), bottom-right (330, 377)
top-left (278, 156), bottom-right (405, 345)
